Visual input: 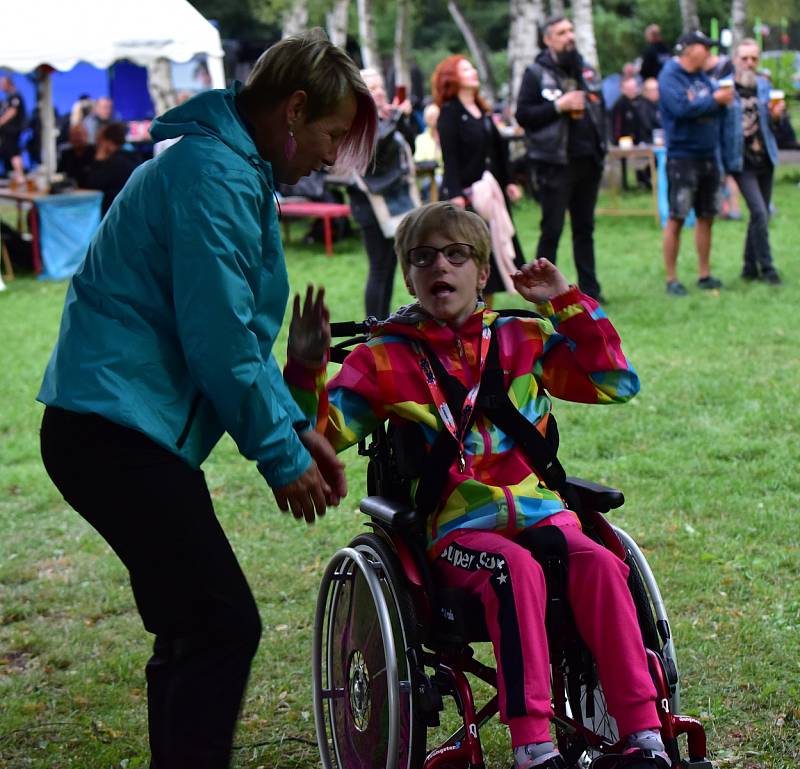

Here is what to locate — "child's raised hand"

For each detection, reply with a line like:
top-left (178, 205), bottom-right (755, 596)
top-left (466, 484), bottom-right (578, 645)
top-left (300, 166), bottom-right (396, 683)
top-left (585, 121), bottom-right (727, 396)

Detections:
top-left (288, 285), bottom-right (330, 366)
top-left (511, 259), bottom-right (571, 304)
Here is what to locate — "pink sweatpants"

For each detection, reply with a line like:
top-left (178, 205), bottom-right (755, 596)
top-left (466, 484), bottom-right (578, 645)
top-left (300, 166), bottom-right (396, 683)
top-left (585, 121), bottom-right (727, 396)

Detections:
top-left (433, 512), bottom-right (660, 746)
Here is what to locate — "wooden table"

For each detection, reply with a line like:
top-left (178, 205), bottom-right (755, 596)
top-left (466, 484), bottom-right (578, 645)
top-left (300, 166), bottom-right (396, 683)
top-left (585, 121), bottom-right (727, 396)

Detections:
top-left (596, 145), bottom-right (660, 225)
top-left (0, 187), bottom-right (103, 276)
top-left (280, 200), bottom-right (352, 256)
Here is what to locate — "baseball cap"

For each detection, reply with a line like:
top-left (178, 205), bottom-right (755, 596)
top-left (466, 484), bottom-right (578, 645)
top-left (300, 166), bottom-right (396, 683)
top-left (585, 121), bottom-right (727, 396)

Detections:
top-left (675, 30), bottom-right (717, 52)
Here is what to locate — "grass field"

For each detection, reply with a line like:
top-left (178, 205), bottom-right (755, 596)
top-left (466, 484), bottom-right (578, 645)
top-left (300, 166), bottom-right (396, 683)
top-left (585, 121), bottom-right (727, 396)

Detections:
top-left (1, 175), bottom-right (799, 769)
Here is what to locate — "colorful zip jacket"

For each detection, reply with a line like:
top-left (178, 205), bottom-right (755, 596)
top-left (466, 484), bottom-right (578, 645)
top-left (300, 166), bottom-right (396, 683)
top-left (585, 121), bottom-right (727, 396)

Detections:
top-left (285, 287), bottom-right (639, 557)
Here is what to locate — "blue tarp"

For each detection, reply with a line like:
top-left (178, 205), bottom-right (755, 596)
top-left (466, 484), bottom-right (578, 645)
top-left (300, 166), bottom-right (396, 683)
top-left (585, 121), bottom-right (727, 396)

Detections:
top-left (654, 146), bottom-right (696, 227)
top-left (1, 61), bottom-right (154, 123)
top-left (36, 192), bottom-right (102, 280)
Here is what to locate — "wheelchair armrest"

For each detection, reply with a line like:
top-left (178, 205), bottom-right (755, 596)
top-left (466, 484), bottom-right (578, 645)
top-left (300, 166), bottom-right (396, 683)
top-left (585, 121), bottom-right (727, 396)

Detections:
top-left (565, 476), bottom-right (624, 513)
top-left (359, 496), bottom-right (424, 533)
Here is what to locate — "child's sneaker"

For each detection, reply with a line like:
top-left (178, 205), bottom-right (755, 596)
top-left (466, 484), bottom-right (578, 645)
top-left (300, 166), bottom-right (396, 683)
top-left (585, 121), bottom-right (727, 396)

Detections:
top-left (697, 275), bottom-right (723, 290)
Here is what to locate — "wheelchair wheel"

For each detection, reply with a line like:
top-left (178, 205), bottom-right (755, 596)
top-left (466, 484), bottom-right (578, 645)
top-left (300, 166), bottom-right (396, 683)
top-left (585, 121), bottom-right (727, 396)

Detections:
top-left (555, 525), bottom-right (680, 767)
top-left (313, 532), bottom-right (426, 769)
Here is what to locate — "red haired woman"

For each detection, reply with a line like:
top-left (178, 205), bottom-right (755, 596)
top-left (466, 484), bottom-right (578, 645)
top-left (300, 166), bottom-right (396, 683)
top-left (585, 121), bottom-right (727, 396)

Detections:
top-left (432, 55), bottom-right (525, 304)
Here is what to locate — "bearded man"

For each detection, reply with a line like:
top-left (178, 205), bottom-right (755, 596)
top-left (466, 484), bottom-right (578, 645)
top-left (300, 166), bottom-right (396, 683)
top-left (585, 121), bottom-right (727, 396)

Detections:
top-left (720, 38), bottom-right (783, 284)
top-left (515, 15), bottom-right (608, 302)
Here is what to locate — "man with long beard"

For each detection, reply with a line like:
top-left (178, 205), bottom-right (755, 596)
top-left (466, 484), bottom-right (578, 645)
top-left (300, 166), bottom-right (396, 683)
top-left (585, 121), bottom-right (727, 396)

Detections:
top-left (720, 39), bottom-right (783, 284)
top-left (515, 16), bottom-right (608, 303)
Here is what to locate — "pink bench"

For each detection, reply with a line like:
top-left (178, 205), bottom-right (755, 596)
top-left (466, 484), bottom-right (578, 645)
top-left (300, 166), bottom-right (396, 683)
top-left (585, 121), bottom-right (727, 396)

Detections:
top-left (280, 201), bottom-right (352, 256)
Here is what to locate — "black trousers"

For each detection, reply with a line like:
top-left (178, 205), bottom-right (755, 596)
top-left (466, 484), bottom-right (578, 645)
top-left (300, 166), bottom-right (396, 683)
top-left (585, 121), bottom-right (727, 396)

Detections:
top-left (533, 157), bottom-right (604, 299)
top-left (361, 221), bottom-right (397, 320)
top-left (732, 163), bottom-right (775, 275)
top-left (40, 406), bottom-right (262, 769)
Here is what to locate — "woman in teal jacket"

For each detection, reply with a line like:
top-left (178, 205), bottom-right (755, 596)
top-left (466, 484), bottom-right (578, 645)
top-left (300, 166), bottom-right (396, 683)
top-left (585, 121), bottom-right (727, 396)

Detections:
top-left (37, 30), bottom-right (376, 769)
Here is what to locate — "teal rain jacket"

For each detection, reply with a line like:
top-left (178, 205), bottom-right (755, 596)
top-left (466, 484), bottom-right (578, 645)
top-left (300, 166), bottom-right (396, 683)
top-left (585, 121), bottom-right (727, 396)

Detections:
top-left (37, 84), bottom-right (312, 489)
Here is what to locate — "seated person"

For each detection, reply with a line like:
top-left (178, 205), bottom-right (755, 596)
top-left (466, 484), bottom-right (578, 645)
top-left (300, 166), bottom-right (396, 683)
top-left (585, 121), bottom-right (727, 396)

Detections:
top-left (84, 122), bottom-right (139, 215)
top-left (636, 77), bottom-right (662, 143)
top-left (414, 103), bottom-right (443, 201)
top-left (285, 202), bottom-right (669, 769)
top-left (57, 123), bottom-right (95, 187)
top-left (612, 75), bottom-right (645, 144)
top-left (81, 96), bottom-right (114, 144)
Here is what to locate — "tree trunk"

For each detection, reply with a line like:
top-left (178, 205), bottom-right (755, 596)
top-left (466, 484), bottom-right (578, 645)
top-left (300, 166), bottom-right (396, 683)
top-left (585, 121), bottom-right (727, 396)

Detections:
top-left (731, 0), bottom-right (747, 49)
top-left (357, 0), bottom-right (382, 74)
top-left (447, 0), bottom-right (498, 105)
top-left (147, 58), bottom-right (177, 118)
top-left (326, 0), bottom-right (350, 49)
top-left (572, 0), bottom-right (598, 71)
top-left (549, 0), bottom-right (564, 16)
top-left (393, 0), bottom-right (412, 93)
top-left (282, 0), bottom-right (309, 38)
top-left (679, 0), bottom-right (700, 34)
top-left (508, 0), bottom-right (544, 114)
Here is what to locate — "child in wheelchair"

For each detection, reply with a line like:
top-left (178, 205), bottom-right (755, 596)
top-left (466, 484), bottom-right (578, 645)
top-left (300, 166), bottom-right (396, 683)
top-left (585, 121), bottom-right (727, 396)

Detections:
top-left (285, 201), bottom-right (669, 769)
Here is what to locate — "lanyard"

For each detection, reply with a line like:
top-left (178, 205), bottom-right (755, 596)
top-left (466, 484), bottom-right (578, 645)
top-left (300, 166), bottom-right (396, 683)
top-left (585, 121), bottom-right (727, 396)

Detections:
top-left (413, 324), bottom-right (492, 472)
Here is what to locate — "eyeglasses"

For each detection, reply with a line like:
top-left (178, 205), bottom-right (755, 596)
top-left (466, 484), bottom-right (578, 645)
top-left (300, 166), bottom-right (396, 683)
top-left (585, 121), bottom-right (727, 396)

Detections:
top-left (406, 243), bottom-right (476, 268)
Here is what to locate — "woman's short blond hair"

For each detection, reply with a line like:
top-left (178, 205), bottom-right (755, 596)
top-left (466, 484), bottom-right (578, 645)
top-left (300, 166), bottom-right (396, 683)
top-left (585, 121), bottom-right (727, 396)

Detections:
top-left (394, 202), bottom-right (491, 276)
top-left (240, 28), bottom-right (377, 173)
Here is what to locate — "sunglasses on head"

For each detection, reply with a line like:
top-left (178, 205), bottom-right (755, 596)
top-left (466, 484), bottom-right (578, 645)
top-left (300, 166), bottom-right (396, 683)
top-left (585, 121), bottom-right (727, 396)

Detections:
top-left (406, 243), bottom-right (476, 268)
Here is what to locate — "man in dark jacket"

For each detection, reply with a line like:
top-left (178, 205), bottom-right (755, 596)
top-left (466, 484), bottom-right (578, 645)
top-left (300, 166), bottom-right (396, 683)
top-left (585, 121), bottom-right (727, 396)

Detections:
top-left (658, 30), bottom-right (733, 295)
top-left (636, 77), bottom-right (662, 142)
top-left (84, 122), bottom-right (140, 215)
top-left (640, 24), bottom-right (671, 80)
top-left (0, 75), bottom-right (26, 182)
top-left (612, 75), bottom-right (645, 144)
top-left (515, 15), bottom-right (608, 301)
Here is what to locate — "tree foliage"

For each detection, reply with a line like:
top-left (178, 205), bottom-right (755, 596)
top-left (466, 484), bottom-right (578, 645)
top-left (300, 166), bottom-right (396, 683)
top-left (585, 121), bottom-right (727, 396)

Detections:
top-left (188, 0), bottom-right (800, 88)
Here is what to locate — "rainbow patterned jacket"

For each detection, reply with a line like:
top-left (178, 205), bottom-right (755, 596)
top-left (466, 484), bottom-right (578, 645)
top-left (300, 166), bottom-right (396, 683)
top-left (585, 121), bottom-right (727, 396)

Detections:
top-left (285, 287), bottom-right (639, 558)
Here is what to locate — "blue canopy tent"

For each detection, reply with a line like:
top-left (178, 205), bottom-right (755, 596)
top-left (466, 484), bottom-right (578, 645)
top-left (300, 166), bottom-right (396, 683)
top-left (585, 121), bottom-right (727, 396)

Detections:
top-left (0, 0), bottom-right (225, 180)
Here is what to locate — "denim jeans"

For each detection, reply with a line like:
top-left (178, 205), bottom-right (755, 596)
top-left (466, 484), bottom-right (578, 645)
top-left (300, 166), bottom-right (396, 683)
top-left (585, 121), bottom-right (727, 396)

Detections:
top-left (733, 163), bottom-right (775, 274)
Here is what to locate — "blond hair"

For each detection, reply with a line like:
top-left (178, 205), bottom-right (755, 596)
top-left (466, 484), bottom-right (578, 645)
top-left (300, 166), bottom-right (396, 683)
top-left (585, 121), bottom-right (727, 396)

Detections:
top-left (394, 202), bottom-right (491, 276)
top-left (240, 28), bottom-right (377, 173)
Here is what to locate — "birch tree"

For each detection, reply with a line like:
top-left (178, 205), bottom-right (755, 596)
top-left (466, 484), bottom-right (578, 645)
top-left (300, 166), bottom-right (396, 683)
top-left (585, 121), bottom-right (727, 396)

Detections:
top-left (447, 0), bottom-right (498, 105)
top-left (326, 0), bottom-right (350, 48)
top-left (282, 0), bottom-right (308, 37)
top-left (549, 0), bottom-right (564, 16)
top-left (731, 0), bottom-right (747, 49)
top-left (572, 0), bottom-right (598, 71)
top-left (147, 59), bottom-right (177, 117)
top-left (679, 0), bottom-right (700, 33)
top-left (508, 0), bottom-right (544, 112)
top-left (357, 0), bottom-right (382, 74)
top-left (393, 0), bottom-right (412, 92)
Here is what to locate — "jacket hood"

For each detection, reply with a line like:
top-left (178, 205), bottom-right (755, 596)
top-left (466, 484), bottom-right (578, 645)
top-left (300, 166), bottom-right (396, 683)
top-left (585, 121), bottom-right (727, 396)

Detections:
top-left (371, 301), bottom-right (492, 344)
top-left (149, 82), bottom-right (265, 170)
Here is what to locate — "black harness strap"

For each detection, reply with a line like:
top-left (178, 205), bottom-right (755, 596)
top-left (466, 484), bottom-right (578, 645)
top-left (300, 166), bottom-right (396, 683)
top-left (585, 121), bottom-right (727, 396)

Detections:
top-left (412, 319), bottom-right (578, 517)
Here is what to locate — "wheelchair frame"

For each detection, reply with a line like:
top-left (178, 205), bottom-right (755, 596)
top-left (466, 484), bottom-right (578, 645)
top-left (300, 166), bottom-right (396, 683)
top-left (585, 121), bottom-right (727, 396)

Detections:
top-left (311, 321), bottom-right (713, 769)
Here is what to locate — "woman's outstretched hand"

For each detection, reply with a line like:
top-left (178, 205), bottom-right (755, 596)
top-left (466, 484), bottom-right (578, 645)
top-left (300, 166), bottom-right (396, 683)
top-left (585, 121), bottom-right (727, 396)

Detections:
top-left (288, 285), bottom-right (330, 366)
top-left (511, 258), bottom-right (571, 304)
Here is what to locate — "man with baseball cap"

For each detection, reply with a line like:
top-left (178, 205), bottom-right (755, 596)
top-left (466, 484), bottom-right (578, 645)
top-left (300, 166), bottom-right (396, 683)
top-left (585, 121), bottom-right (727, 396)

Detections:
top-left (658, 30), bottom-right (734, 295)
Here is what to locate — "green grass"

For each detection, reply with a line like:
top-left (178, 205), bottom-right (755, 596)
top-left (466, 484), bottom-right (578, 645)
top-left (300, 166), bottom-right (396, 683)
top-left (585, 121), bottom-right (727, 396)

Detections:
top-left (1, 176), bottom-right (799, 769)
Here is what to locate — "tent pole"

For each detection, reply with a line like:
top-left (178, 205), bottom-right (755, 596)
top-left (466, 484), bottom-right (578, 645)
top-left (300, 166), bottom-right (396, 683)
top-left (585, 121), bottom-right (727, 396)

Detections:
top-left (40, 67), bottom-right (56, 181)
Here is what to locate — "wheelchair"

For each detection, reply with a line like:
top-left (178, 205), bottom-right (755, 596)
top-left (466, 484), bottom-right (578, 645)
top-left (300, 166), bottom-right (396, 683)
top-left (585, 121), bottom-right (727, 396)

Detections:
top-left (311, 321), bottom-right (713, 769)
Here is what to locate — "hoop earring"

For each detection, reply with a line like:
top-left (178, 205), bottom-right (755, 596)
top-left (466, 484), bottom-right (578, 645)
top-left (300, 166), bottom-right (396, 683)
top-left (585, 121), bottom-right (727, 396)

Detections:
top-left (284, 127), bottom-right (297, 161)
